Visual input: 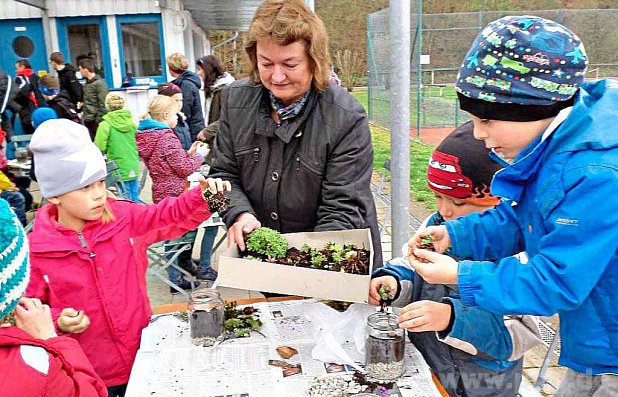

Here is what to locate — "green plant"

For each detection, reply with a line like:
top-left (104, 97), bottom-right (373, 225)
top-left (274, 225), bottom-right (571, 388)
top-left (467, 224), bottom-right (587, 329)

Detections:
top-left (246, 228), bottom-right (288, 260)
top-left (310, 249), bottom-right (327, 268)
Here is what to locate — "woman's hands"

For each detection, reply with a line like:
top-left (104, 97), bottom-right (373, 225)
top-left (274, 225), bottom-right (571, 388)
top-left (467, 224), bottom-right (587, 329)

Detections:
top-left (227, 212), bottom-right (261, 251)
top-left (14, 298), bottom-right (58, 340)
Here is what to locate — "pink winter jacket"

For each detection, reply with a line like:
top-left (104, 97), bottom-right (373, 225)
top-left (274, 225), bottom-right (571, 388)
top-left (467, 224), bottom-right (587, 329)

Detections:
top-left (0, 326), bottom-right (108, 397)
top-left (25, 187), bottom-right (212, 387)
top-left (136, 120), bottom-right (202, 203)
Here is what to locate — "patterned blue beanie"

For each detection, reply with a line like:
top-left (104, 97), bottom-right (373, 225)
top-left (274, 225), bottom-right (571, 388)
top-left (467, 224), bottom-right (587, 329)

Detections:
top-left (0, 199), bottom-right (30, 320)
top-left (456, 15), bottom-right (588, 121)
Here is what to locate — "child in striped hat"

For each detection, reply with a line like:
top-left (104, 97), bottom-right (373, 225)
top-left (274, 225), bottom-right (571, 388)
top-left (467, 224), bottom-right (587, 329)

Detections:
top-left (0, 199), bottom-right (107, 396)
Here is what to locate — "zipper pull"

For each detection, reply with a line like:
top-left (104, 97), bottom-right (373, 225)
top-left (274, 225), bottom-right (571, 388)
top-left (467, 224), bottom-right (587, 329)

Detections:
top-left (295, 155), bottom-right (300, 171)
top-left (253, 147), bottom-right (260, 162)
top-left (77, 232), bottom-right (96, 258)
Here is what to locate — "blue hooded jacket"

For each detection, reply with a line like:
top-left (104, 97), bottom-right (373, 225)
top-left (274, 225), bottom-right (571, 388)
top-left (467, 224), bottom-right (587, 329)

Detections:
top-left (445, 80), bottom-right (618, 375)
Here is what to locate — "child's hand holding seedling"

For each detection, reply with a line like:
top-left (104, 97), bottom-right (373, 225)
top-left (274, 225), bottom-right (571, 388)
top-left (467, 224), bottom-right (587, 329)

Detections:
top-left (407, 226), bottom-right (451, 259)
top-left (58, 308), bottom-right (90, 334)
top-left (369, 276), bottom-right (397, 306)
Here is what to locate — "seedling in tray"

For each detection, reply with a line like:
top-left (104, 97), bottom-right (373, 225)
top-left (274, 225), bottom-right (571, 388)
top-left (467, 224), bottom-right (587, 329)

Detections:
top-left (243, 228), bottom-right (370, 275)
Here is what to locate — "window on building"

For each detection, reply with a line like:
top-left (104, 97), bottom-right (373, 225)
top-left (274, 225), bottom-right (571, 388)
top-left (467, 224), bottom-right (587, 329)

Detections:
top-left (67, 24), bottom-right (105, 78)
top-left (12, 36), bottom-right (35, 58)
top-left (120, 21), bottom-right (162, 78)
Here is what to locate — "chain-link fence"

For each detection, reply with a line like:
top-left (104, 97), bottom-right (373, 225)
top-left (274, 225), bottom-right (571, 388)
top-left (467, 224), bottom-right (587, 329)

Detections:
top-left (367, 8), bottom-right (618, 133)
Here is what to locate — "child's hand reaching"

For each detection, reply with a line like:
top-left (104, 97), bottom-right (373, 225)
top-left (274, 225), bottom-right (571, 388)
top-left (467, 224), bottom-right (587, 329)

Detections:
top-left (14, 298), bottom-right (58, 340)
top-left (199, 177), bottom-right (232, 195)
top-left (397, 300), bottom-right (452, 332)
top-left (407, 225), bottom-right (451, 257)
top-left (409, 251), bottom-right (459, 285)
top-left (369, 276), bottom-right (398, 306)
top-left (188, 141), bottom-right (201, 156)
top-left (58, 308), bottom-right (90, 334)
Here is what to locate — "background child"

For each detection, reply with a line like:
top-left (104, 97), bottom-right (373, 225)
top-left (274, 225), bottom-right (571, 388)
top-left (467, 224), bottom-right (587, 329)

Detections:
top-left (78, 58), bottom-right (108, 140)
top-left (370, 123), bottom-right (540, 397)
top-left (157, 82), bottom-right (192, 151)
top-left (49, 51), bottom-right (83, 108)
top-left (0, 199), bottom-right (107, 397)
top-left (39, 74), bottom-right (80, 123)
top-left (136, 95), bottom-right (206, 289)
top-left (166, 53), bottom-right (204, 140)
top-left (14, 59), bottom-right (45, 134)
top-left (95, 92), bottom-right (140, 202)
top-left (26, 119), bottom-right (230, 396)
top-left (408, 16), bottom-right (618, 396)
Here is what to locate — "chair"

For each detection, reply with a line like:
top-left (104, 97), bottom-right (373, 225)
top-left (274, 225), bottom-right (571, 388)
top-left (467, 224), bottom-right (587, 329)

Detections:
top-left (138, 163), bottom-right (149, 195)
top-left (533, 320), bottom-right (561, 392)
top-left (146, 231), bottom-right (198, 300)
top-left (105, 160), bottom-right (129, 199)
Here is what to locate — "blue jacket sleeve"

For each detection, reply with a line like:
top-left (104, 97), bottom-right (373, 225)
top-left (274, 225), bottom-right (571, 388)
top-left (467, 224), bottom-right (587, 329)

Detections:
top-left (438, 298), bottom-right (515, 361)
top-left (457, 165), bottom-right (618, 315)
top-left (445, 200), bottom-right (525, 261)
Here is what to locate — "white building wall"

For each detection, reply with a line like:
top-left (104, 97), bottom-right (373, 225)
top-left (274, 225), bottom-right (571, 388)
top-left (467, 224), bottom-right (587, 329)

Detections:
top-left (45, 0), bottom-right (159, 17)
top-left (0, 0), bottom-right (43, 18)
top-left (0, 0), bottom-right (158, 19)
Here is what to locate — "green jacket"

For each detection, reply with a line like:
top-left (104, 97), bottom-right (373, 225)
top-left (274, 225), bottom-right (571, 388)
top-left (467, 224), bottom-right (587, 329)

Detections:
top-left (95, 109), bottom-right (140, 181)
top-left (82, 75), bottom-right (109, 122)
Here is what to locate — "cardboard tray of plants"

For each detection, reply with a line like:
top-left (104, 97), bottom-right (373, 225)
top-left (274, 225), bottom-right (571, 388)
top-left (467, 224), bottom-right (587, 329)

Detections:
top-left (216, 228), bottom-right (374, 303)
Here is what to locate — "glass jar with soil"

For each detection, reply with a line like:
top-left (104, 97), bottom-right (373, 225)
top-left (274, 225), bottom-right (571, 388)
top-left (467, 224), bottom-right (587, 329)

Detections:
top-left (188, 289), bottom-right (224, 346)
top-left (364, 312), bottom-right (405, 381)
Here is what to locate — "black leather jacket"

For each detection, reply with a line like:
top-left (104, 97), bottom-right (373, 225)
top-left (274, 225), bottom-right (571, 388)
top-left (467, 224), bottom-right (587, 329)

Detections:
top-left (210, 79), bottom-right (382, 266)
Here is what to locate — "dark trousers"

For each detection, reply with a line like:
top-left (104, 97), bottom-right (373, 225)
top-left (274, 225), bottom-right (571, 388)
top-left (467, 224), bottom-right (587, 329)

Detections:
top-left (84, 119), bottom-right (99, 141)
top-left (107, 383), bottom-right (127, 397)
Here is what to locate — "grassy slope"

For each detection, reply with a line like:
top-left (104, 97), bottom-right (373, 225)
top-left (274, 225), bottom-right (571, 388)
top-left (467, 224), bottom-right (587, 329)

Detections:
top-left (352, 89), bottom-right (436, 210)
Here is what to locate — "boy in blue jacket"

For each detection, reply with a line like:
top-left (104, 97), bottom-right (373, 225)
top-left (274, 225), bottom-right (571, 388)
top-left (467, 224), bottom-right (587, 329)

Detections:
top-left (408, 16), bottom-right (618, 396)
top-left (371, 122), bottom-right (541, 397)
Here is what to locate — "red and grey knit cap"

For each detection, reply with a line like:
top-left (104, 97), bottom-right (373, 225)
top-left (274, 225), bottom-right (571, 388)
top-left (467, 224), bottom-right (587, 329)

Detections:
top-left (427, 121), bottom-right (502, 206)
top-left (157, 82), bottom-right (181, 97)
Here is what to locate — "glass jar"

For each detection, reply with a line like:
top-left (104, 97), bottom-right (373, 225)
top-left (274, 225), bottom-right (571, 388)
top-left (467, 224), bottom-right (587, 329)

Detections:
top-left (188, 289), bottom-right (224, 346)
top-left (364, 312), bottom-right (405, 380)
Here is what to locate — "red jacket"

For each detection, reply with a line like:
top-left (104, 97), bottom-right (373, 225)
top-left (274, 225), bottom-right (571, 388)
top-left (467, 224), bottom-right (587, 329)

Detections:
top-left (0, 326), bottom-right (107, 397)
top-left (26, 187), bottom-right (212, 386)
top-left (136, 120), bottom-right (202, 203)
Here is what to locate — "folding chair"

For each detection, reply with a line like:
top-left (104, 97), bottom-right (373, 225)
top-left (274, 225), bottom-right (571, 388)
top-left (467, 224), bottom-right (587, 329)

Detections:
top-left (146, 231), bottom-right (198, 300)
top-left (138, 163), bottom-right (149, 196)
top-left (105, 160), bottom-right (129, 199)
top-left (533, 320), bottom-right (561, 392)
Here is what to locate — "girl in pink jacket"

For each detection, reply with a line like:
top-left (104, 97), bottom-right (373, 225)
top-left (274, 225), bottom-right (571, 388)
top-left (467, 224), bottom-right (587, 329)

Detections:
top-left (24, 119), bottom-right (230, 397)
top-left (136, 94), bottom-right (204, 204)
top-left (0, 199), bottom-right (107, 397)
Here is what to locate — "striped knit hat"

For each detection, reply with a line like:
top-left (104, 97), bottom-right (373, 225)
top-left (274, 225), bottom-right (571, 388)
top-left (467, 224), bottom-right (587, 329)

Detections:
top-left (0, 199), bottom-right (30, 320)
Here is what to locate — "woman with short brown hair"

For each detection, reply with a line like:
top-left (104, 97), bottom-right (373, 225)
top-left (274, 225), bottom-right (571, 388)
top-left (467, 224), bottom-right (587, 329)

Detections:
top-left (209, 0), bottom-right (382, 266)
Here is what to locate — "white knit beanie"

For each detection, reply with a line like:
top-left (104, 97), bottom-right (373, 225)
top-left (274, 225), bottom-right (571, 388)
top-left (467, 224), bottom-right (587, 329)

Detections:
top-left (30, 119), bottom-right (107, 197)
